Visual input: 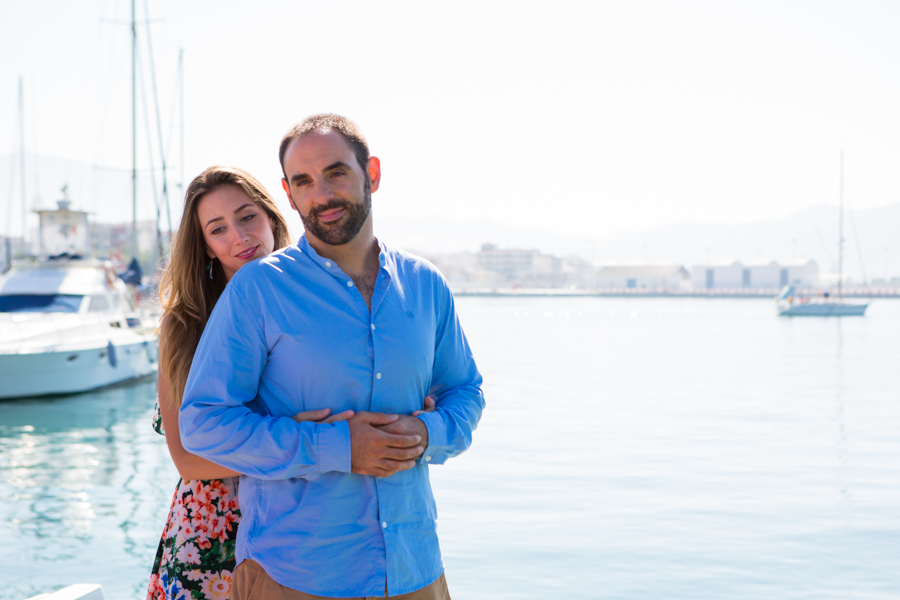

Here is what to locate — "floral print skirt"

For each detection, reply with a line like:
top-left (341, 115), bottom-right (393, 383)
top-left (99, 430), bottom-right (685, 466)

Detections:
top-left (146, 477), bottom-right (242, 600)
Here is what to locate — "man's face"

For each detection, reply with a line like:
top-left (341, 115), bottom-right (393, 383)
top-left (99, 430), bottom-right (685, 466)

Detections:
top-left (281, 130), bottom-right (379, 246)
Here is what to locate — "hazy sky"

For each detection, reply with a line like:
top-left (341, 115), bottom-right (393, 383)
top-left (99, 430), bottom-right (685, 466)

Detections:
top-left (2, 0), bottom-right (900, 240)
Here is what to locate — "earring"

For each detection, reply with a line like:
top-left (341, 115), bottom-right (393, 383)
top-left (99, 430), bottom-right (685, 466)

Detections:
top-left (206, 257), bottom-right (215, 280)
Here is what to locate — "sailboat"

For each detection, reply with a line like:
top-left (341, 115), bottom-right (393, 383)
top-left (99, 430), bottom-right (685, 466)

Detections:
top-left (777, 152), bottom-right (869, 317)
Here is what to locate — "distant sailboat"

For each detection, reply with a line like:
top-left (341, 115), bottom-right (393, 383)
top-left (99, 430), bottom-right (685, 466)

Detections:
top-left (778, 151), bottom-right (869, 317)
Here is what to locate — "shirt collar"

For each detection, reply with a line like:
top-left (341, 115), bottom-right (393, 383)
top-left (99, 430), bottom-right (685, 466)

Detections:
top-left (297, 234), bottom-right (392, 278)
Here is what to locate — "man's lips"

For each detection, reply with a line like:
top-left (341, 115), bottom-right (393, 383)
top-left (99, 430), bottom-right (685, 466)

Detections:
top-left (317, 208), bottom-right (345, 223)
top-left (235, 245), bottom-right (258, 260)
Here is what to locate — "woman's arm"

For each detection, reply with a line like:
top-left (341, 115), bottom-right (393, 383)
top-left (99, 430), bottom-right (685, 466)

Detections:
top-left (158, 365), bottom-right (242, 481)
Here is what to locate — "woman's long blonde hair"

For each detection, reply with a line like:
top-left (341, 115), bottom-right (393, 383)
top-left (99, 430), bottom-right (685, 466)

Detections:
top-left (158, 166), bottom-right (291, 406)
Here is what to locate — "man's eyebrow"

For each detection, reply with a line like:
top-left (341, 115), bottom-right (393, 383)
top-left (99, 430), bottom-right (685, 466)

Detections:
top-left (204, 204), bottom-right (255, 228)
top-left (289, 162), bottom-right (353, 185)
top-left (324, 161), bottom-right (352, 172)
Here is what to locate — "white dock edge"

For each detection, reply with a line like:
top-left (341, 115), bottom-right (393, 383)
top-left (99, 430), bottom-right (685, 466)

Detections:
top-left (24, 585), bottom-right (104, 600)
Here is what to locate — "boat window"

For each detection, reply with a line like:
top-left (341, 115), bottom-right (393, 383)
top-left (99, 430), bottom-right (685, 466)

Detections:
top-left (0, 294), bottom-right (84, 313)
top-left (88, 295), bottom-right (110, 312)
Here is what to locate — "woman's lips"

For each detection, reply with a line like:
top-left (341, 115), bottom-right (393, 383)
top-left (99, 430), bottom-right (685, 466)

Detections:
top-left (236, 245), bottom-right (259, 260)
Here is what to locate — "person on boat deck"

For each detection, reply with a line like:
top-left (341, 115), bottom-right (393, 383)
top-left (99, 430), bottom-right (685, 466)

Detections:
top-left (179, 114), bottom-right (484, 600)
top-left (145, 164), bottom-right (438, 600)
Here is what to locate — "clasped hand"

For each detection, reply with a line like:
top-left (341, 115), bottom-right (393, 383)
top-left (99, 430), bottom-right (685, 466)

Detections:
top-left (291, 396), bottom-right (434, 478)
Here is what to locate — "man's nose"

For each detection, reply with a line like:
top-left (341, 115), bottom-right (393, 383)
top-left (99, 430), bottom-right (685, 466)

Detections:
top-left (312, 177), bottom-right (335, 205)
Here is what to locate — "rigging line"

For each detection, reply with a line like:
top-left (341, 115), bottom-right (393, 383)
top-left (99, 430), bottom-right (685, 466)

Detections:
top-left (92, 16), bottom-right (126, 173)
top-left (163, 56), bottom-right (181, 170)
top-left (6, 111), bottom-right (17, 242)
top-left (847, 207), bottom-right (868, 286)
top-left (137, 44), bottom-right (164, 264)
top-left (76, 12), bottom-right (108, 181)
top-left (142, 0), bottom-right (174, 241)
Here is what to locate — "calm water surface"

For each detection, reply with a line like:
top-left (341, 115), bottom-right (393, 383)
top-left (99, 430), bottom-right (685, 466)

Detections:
top-left (1, 297), bottom-right (899, 599)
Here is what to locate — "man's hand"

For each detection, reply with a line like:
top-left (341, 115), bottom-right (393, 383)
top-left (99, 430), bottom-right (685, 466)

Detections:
top-left (411, 395), bottom-right (436, 417)
top-left (377, 415), bottom-right (429, 451)
top-left (291, 408), bottom-right (355, 424)
top-left (348, 411), bottom-right (424, 477)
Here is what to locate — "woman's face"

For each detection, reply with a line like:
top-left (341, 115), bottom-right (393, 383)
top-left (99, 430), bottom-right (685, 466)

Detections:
top-left (196, 184), bottom-right (276, 281)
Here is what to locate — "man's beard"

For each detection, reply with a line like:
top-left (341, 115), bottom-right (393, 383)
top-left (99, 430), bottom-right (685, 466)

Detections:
top-left (300, 181), bottom-right (371, 246)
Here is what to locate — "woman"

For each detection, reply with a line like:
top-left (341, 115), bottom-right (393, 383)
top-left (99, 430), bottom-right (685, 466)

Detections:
top-left (146, 166), bottom-right (432, 600)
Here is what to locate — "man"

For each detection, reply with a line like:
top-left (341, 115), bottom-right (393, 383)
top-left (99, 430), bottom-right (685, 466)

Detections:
top-left (179, 114), bottom-right (484, 599)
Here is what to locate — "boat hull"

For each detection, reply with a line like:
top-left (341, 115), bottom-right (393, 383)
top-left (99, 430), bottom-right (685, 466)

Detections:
top-left (778, 303), bottom-right (868, 317)
top-left (0, 337), bottom-right (157, 399)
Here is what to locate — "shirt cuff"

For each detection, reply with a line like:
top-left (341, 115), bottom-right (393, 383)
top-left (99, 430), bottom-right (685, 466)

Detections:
top-left (315, 420), bottom-right (352, 474)
top-left (417, 412), bottom-right (448, 465)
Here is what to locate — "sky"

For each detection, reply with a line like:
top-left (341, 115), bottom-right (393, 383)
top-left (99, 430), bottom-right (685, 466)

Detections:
top-left (2, 0), bottom-right (900, 242)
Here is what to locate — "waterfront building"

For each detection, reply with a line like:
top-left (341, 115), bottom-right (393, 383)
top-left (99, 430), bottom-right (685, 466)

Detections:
top-left (594, 264), bottom-right (690, 290)
top-left (691, 259), bottom-right (819, 289)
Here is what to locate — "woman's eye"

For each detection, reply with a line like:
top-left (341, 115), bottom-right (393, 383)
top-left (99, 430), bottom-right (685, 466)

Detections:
top-left (242, 214), bottom-right (256, 222)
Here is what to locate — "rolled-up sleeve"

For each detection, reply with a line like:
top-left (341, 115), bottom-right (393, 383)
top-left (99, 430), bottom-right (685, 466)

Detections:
top-left (179, 278), bottom-right (351, 479)
top-left (418, 274), bottom-right (484, 465)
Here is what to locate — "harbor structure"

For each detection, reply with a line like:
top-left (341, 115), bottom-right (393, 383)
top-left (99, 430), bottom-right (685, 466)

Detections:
top-left (594, 264), bottom-right (689, 290)
top-left (691, 259), bottom-right (819, 290)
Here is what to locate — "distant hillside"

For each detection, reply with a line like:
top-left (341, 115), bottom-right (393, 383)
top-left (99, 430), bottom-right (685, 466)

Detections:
top-left (379, 202), bottom-right (900, 282)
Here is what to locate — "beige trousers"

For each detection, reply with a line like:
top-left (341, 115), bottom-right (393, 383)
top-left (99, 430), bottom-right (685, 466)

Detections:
top-left (232, 559), bottom-right (451, 600)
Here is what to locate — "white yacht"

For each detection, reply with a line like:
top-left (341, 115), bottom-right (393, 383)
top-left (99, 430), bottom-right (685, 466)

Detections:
top-left (0, 199), bottom-right (158, 400)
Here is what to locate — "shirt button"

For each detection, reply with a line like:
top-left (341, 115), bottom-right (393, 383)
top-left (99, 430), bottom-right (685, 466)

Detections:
top-left (376, 372), bottom-right (382, 379)
top-left (371, 324), bottom-right (376, 331)
top-left (346, 281), bottom-right (353, 287)
top-left (424, 456), bottom-right (431, 462)
top-left (325, 261), bottom-right (332, 267)
top-left (382, 521), bottom-right (387, 528)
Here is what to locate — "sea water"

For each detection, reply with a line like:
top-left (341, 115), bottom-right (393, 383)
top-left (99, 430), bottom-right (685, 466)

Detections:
top-left (1, 297), bottom-right (898, 600)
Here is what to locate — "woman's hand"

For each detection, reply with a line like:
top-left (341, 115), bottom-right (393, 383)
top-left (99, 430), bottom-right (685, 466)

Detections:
top-left (292, 408), bottom-right (356, 424)
top-left (411, 395), bottom-right (436, 417)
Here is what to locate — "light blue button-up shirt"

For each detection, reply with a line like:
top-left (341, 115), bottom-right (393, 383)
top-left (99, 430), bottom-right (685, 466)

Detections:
top-left (179, 235), bottom-right (484, 597)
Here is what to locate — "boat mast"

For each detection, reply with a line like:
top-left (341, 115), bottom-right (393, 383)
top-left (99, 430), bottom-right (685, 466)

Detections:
top-left (19, 77), bottom-right (26, 255)
top-left (131, 0), bottom-right (138, 261)
top-left (179, 48), bottom-right (184, 201)
top-left (838, 150), bottom-right (844, 300)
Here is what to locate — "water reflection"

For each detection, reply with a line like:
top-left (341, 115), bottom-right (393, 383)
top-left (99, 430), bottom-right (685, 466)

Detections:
top-left (0, 379), bottom-right (174, 600)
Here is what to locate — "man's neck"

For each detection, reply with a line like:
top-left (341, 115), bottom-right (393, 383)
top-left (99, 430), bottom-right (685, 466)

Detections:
top-left (307, 220), bottom-right (381, 308)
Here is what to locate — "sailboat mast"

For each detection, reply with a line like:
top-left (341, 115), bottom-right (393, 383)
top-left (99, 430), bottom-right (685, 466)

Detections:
top-left (19, 77), bottom-right (26, 253)
top-left (131, 0), bottom-right (138, 260)
top-left (179, 49), bottom-right (184, 201)
top-left (838, 150), bottom-right (844, 300)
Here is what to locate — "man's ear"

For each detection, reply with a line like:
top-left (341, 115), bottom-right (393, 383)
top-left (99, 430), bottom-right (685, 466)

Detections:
top-left (367, 157), bottom-right (381, 193)
top-left (281, 178), bottom-right (297, 211)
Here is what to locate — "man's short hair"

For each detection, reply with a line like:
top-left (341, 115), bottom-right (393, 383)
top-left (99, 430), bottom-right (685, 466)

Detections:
top-left (279, 113), bottom-right (370, 178)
